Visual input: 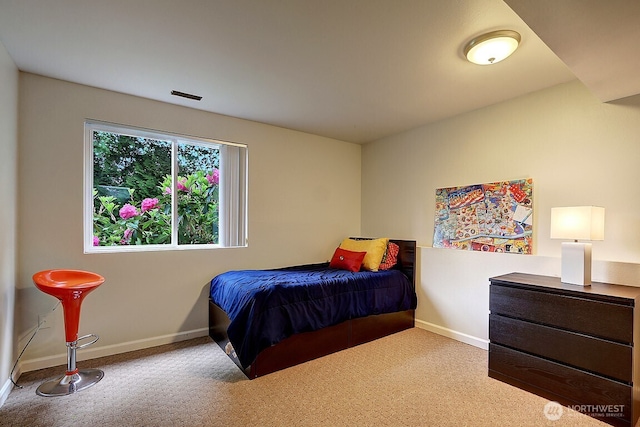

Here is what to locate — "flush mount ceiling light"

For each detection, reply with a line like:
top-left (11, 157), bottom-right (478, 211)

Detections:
top-left (464, 30), bottom-right (521, 65)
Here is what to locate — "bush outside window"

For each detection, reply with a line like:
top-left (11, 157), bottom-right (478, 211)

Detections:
top-left (85, 121), bottom-right (247, 252)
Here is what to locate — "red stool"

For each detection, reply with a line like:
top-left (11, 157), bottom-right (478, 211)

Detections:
top-left (32, 269), bottom-right (105, 397)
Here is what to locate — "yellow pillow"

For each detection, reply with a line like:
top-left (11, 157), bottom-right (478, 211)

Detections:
top-left (339, 238), bottom-right (389, 272)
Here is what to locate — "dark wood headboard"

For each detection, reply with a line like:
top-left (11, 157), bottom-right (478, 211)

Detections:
top-left (391, 239), bottom-right (417, 290)
top-left (350, 237), bottom-right (417, 290)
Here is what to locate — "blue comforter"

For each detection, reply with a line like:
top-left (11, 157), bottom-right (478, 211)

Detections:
top-left (209, 263), bottom-right (416, 368)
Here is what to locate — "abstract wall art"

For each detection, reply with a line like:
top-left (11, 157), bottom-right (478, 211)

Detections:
top-left (433, 178), bottom-right (533, 254)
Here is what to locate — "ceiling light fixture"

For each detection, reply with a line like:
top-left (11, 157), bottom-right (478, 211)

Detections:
top-left (464, 30), bottom-right (521, 65)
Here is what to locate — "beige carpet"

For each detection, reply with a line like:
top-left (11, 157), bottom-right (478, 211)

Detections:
top-left (0, 328), bottom-right (607, 427)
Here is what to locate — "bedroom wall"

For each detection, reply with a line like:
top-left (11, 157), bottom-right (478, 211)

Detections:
top-left (0, 41), bottom-right (18, 405)
top-left (361, 80), bottom-right (640, 348)
top-left (16, 73), bottom-right (362, 370)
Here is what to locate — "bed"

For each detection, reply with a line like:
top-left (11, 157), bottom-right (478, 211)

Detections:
top-left (208, 238), bottom-right (417, 378)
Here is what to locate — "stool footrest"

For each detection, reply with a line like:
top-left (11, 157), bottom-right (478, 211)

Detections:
top-left (67, 333), bottom-right (99, 350)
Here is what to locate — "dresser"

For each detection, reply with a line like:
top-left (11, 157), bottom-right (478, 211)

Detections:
top-left (489, 273), bottom-right (640, 427)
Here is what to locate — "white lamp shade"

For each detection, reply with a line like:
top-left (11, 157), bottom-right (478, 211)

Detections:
top-left (550, 206), bottom-right (605, 241)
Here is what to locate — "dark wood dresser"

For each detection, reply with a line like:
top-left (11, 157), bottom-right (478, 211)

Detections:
top-left (489, 272), bottom-right (640, 427)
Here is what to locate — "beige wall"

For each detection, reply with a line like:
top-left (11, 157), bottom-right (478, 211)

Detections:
top-left (16, 73), bottom-right (361, 369)
top-left (0, 41), bottom-right (18, 403)
top-left (362, 80), bottom-right (640, 347)
top-left (13, 72), bottom-right (640, 372)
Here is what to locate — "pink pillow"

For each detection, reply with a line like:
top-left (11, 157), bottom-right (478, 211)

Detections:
top-left (378, 242), bottom-right (400, 270)
top-left (329, 247), bottom-right (366, 272)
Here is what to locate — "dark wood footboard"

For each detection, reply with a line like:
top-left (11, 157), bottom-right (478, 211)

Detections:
top-left (209, 300), bottom-right (414, 378)
top-left (208, 238), bottom-right (417, 378)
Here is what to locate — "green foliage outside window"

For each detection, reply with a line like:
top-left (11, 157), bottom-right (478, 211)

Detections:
top-left (93, 131), bottom-right (171, 201)
top-left (92, 131), bottom-right (220, 247)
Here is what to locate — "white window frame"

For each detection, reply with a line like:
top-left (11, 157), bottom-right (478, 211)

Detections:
top-left (84, 120), bottom-right (247, 253)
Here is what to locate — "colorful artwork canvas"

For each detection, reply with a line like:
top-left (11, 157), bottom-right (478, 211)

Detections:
top-left (433, 178), bottom-right (533, 254)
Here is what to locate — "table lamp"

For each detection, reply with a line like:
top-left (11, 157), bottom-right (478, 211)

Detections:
top-left (550, 206), bottom-right (605, 286)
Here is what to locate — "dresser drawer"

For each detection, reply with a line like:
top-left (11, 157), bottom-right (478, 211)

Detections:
top-left (490, 284), bottom-right (633, 343)
top-left (489, 343), bottom-right (632, 425)
top-left (490, 314), bottom-right (632, 383)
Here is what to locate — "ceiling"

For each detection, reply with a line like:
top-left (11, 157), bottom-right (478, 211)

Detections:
top-left (504, 0), bottom-right (640, 103)
top-left (0, 0), bottom-right (637, 144)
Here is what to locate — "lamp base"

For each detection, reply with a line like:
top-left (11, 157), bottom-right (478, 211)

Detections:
top-left (561, 242), bottom-right (592, 286)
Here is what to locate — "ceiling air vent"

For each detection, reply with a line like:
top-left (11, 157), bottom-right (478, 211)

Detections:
top-left (171, 90), bottom-right (202, 101)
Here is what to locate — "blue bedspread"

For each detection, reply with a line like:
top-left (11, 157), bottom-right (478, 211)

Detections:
top-left (209, 263), bottom-right (416, 368)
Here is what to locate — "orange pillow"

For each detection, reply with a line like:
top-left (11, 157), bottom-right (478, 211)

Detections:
top-left (329, 247), bottom-right (366, 272)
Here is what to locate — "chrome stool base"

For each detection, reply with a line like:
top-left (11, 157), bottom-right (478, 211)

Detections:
top-left (36, 368), bottom-right (104, 397)
top-left (36, 334), bottom-right (102, 397)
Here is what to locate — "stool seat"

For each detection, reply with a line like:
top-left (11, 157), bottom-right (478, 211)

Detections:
top-left (32, 269), bottom-right (105, 397)
top-left (33, 269), bottom-right (104, 292)
top-left (33, 270), bottom-right (104, 343)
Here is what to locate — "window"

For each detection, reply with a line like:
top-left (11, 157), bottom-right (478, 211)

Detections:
top-left (84, 121), bottom-right (247, 253)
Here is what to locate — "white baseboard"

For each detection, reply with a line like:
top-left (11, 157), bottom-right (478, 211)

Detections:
top-left (415, 319), bottom-right (489, 350)
top-left (14, 321), bottom-right (484, 380)
top-left (18, 327), bottom-right (210, 373)
top-left (1, 376), bottom-right (15, 408)
top-left (1, 360), bottom-right (21, 407)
